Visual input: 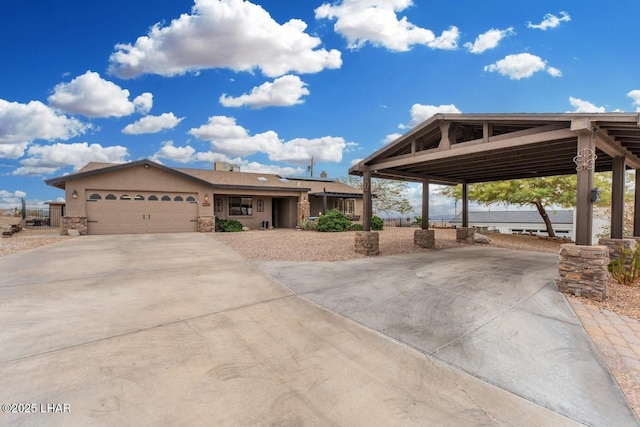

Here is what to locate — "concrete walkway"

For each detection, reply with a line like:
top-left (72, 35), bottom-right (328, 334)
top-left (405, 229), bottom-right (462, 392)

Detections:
top-left (258, 246), bottom-right (640, 426)
top-left (0, 234), bottom-right (635, 426)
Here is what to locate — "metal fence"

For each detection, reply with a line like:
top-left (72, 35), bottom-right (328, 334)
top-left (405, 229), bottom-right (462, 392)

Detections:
top-left (20, 199), bottom-right (60, 228)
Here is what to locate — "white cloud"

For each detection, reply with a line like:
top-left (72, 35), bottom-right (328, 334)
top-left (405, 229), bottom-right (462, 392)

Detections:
top-left (48, 71), bottom-right (153, 117)
top-left (315, 0), bottom-right (459, 51)
top-left (568, 97), bottom-right (606, 113)
top-left (383, 133), bottom-right (402, 144)
top-left (627, 90), bottom-right (640, 112)
top-left (350, 157), bottom-right (363, 166)
top-left (0, 99), bottom-right (89, 159)
top-left (400, 103), bottom-right (462, 129)
top-left (464, 27), bottom-right (514, 54)
top-left (527, 11), bottom-right (571, 30)
top-left (0, 190), bottom-right (27, 210)
top-left (122, 112), bottom-right (184, 135)
top-left (483, 53), bottom-right (561, 80)
top-left (219, 75), bottom-right (310, 108)
top-left (150, 141), bottom-right (196, 163)
top-left (109, 0), bottom-right (341, 79)
top-left (188, 115), bottom-right (350, 164)
top-left (12, 142), bottom-right (129, 176)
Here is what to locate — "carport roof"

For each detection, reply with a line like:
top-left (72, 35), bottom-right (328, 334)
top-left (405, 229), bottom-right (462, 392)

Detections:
top-left (349, 113), bottom-right (640, 184)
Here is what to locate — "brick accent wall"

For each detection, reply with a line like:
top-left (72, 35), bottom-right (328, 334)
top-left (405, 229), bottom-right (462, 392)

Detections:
top-left (197, 216), bottom-right (214, 232)
top-left (414, 229), bottom-right (435, 248)
top-left (557, 244), bottom-right (609, 301)
top-left (62, 216), bottom-right (88, 235)
top-left (456, 227), bottom-right (475, 244)
top-left (354, 231), bottom-right (379, 256)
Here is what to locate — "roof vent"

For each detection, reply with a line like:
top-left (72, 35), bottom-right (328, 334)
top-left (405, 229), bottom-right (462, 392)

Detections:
top-left (257, 177), bottom-right (268, 182)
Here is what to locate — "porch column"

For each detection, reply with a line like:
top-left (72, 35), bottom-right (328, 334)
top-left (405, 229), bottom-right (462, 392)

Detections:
top-left (362, 170), bottom-right (372, 231)
top-left (635, 170), bottom-right (640, 237)
top-left (611, 155), bottom-right (625, 239)
top-left (575, 131), bottom-right (595, 245)
top-left (421, 178), bottom-right (429, 229)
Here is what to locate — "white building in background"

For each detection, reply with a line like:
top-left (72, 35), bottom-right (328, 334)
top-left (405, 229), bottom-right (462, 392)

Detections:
top-left (449, 210), bottom-right (608, 242)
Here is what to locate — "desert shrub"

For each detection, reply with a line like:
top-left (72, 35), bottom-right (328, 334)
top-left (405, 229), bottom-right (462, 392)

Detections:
top-left (316, 209), bottom-right (352, 232)
top-left (300, 219), bottom-right (318, 231)
top-left (216, 218), bottom-right (243, 232)
top-left (608, 246), bottom-right (640, 286)
top-left (350, 223), bottom-right (364, 231)
top-left (371, 215), bottom-right (384, 231)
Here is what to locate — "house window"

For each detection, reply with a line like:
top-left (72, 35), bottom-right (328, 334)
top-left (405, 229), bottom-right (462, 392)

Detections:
top-left (215, 198), bottom-right (223, 213)
top-left (148, 195), bottom-right (158, 201)
top-left (345, 199), bottom-right (355, 215)
top-left (120, 194), bottom-right (131, 200)
top-left (89, 193), bottom-right (101, 200)
top-left (161, 195), bottom-right (171, 201)
top-left (186, 196), bottom-right (196, 202)
top-left (105, 194), bottom-right (116, 200)
top-left (257, 199), bottom-right (264, 212)
top-left (229, 197), bottom-right (253, 216)
top-left (334, 199), bottom-right (344, 213)
top-left (134, 195), bottom-right (144, 201)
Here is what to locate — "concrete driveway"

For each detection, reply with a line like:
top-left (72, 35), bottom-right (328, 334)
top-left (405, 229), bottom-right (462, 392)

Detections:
top-left (0, 234), bottom-right (635, 426)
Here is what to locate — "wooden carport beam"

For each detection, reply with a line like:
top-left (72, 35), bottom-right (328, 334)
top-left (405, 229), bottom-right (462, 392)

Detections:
top-left (422, 179), bottom-right (429, 229)
top-left (611, 155), bottom-right (625, 239)
top-left (575, 130), bottom-right (595, 245)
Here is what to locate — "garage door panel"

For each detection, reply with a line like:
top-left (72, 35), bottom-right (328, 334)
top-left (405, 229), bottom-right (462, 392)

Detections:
top-left (86, 191), bottom-right (198, 234)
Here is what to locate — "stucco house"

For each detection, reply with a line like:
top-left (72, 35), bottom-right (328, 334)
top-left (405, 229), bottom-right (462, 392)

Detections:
top-left (45, 159), bottom-right (363, 235)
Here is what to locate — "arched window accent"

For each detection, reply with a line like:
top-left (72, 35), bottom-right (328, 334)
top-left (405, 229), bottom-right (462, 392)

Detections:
top-left (161, 195), bottom-right (171, 201)
top-left (89, 193), bottom-right (102, 200)
top-left (120, 194), bottom-right (131, 200)
top-left (186, 196), bottom-right (196, 202)
top-left (148, 195), bottom-right (158, 201)
top-left (215, 198), bottom-right (223, 213)
top-left (105, 194), bottom-right (116, 200)
top-left (174, 196), bottom-right (184, 201)
top-left (134, 195), bottom-right (145, 201)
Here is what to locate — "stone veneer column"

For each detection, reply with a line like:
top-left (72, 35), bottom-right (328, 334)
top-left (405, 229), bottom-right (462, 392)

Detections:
top-left (556, 244), bottom-right (609, 301)
top-left (598, 238), bottom-right (636, 261)
top-left (456, 227), bottom-right (475, 244)
top-left (354, 231), bottom-right (379, 256)
top-left (62, 216), bottom-right (88, 235)
top-left (197, 216), bottom-right (214, 232)
top-left (297, 200), bottom-right (310, 227)
top-left (414, 229), bottom-right (435, 248)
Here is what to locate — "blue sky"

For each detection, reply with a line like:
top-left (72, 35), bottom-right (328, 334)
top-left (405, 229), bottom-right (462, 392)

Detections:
top-left (2, 0), bottom-right (640, 215)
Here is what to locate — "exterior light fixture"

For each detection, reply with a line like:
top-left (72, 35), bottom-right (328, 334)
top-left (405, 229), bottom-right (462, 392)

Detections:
top-left (590, 188), bottom-right (601, 203)
top-left (144, 163), bottom-right (150, 168)
top-left (72, 189), bottom-right (78, 199)
top-left (204, 194), bottom-right (209, 202)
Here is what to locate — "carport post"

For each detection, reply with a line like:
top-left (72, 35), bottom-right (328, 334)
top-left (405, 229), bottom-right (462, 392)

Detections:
top-left (462, 184), bottom-right (469, 228)
top-left (363, 170), bottom-right (372, 231)
top-left (636, 170), bottom-right (640, 237)
top-left (611, 155), bottom-right (625, 239)
top-left (421, 178), bottom-right (429, 229)
top-left (575, 131), bottom-right (595, 246)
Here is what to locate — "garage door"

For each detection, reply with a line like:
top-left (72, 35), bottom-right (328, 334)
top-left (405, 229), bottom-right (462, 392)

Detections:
top-left (85, 191), bottom-right (198, 234)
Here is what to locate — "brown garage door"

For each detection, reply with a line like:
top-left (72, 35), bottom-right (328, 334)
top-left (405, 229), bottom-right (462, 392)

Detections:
top-left (85, 191), bottom-right (198, 234)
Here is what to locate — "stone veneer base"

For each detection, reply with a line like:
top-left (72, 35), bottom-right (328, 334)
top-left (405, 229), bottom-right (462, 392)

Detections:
top-left (354, 231), bottom-right (379, 256)
top-left (414, 229), bottom-right (435, 248)
top-left (197, 216), bottom-right (214, 232)
top-left (62, 216), bottom-right (88, 235)
top-left (456, 227), bottom-right (475, 244)
top-left (556, 244), bottom-right (609, 301)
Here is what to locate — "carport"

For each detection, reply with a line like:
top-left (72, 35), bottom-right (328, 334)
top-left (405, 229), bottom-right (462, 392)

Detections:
top-left (349, 113), bottom-right (640, 298)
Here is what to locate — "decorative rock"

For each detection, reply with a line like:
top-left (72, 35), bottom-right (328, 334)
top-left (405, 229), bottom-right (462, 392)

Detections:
top-left (67, 229), bottom-right (80, 236)
top-left (475, 233), bottom-right (491, 244)
top-left (242, 226), bottom-right (250, 231)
